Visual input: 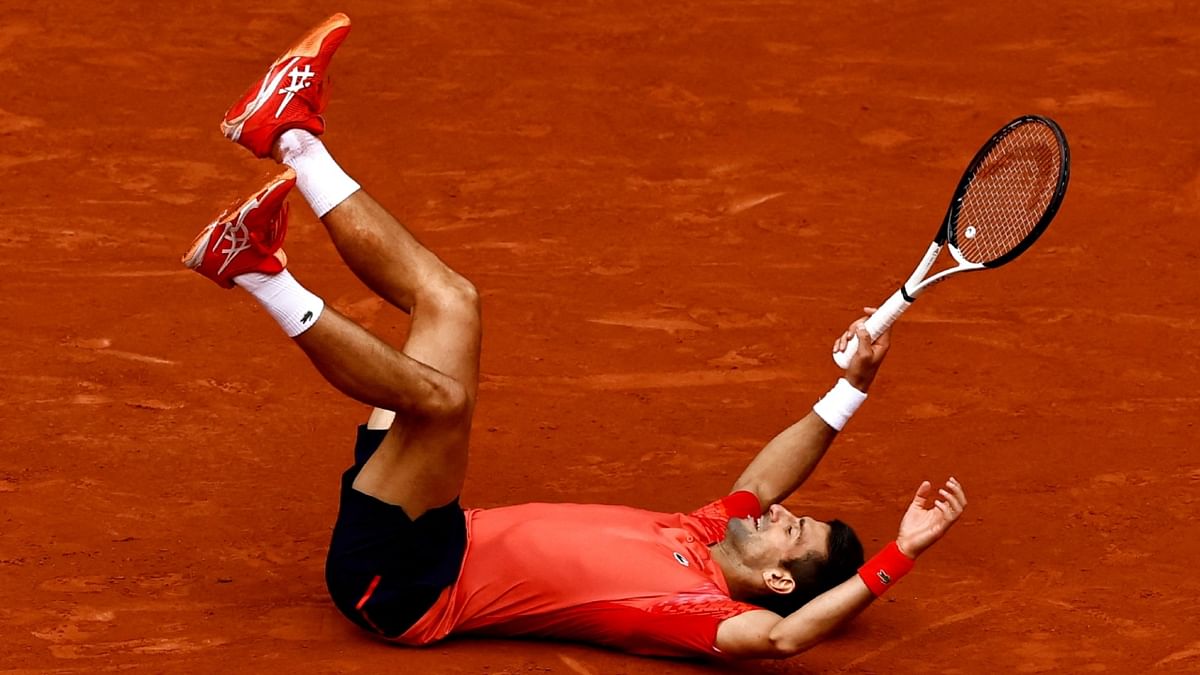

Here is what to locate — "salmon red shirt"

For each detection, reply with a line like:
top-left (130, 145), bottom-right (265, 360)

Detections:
top-left (392, 491), bottom-right (763, 657)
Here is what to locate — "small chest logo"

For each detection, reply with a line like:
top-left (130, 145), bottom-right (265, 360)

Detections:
top-left (672, 551), bottom-right (690, 567)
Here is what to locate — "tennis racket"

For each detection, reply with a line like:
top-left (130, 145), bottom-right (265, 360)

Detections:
top-left (832, 115), bottom-right (1070, 368)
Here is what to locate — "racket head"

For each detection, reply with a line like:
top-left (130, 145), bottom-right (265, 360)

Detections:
top-left (940, 115), bottom-right (1070, 267)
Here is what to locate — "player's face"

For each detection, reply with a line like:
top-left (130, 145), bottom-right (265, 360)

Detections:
top-left (727, 504), bottom-right (832, 568)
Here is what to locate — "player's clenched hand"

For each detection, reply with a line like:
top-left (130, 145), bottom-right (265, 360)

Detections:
top-left (895, 477), bottom-right (967, 558)
top-left (833, 308), bottom-right (890, 392)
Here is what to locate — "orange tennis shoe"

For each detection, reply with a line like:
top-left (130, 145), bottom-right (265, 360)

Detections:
top-left (182, 169), bottom-right (296, 288)
top-left (221, 13), bottom-right (352, 158)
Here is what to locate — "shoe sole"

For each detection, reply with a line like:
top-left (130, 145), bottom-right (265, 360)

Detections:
top-left (221, 13), bottom-right (351, 142)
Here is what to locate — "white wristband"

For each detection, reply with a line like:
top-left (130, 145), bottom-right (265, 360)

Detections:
top-left (812, 378), bottom-right (868, 431)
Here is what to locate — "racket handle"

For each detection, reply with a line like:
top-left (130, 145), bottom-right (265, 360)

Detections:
top-left (832, 289), bottom-right (914, 368)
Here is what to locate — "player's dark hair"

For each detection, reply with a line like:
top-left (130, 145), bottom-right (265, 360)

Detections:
top-left (751, 519), bottom-right (865, 617)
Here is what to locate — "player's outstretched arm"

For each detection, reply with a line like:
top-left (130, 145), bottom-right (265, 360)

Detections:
top-left (715, 478), bottom-right (967, 659)
top-left (730, 312), bottom-right (890, 509)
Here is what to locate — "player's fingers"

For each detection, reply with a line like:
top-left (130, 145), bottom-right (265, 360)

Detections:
top-left (855, 325), bottom-right (873, 358)
top-left (941, 483), bottom-right (961, 500)
top-left (950, 478), bottom-right (969, 504)
top-left (863, 306), bottom-right (878, 315)
top-left (838, 323), bottom-right (855, 351)
top-left (939, 488), bottom-right (963, 513)
top-left (839, 322), bottom-right (860, 351)
top-left (874, 325), bottom-right (892, 350)
top-left (912, 480), bottom-right (933, 507)
top-left (935, 500), bottom-right (954, 518)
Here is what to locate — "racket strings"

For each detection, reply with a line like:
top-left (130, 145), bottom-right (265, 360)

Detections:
top-left (953, 123), bottom-right (1063, 264)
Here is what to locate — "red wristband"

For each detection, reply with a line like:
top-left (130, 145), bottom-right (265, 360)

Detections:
top-left (857, 541), bottom-right (915, 596)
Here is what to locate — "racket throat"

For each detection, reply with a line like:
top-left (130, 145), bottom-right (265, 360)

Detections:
top-left (904, 241), bottom-right (943, 297)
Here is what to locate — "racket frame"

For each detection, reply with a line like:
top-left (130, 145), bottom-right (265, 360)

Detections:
top-left (944, 114), bottom-right (1071, 269)
top-left (831, 115), bottom-right (1069, 369)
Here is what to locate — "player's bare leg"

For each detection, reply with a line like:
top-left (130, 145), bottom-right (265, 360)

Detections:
top-left (211, 11), bottom-right (477, 518)
top-left (276, 129), bottom-right (481, 520)
top-left (180, 173), bottom-right (461, 459)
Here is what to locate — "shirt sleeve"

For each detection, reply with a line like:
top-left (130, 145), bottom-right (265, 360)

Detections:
top-left (687, 490), bottom-right (762, 544)
top-left (621, 591), bottom-right (762, 658)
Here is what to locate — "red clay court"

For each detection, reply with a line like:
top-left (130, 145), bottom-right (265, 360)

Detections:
top-left (2, 1), bottom-right (1197, 672)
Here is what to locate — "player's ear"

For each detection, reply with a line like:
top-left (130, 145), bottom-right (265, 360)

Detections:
top-left (763, 567), bottom-right (795, 595)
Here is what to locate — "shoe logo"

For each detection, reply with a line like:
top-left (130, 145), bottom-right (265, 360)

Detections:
top-left (275, 64), bottom-right (315, 118)
top-left (301, 310), bottom-right (314, 324)
top-left (212, 196), bottom-right (263, 276)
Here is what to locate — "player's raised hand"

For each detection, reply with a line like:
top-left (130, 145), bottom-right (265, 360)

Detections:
top-left (833, 308), bottom-right (891, 392)
top-left (895, 477), bottom-right (967, 558)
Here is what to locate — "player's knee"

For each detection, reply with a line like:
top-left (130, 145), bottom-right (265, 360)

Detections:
top-left (423, 272), bottom-right (480, 322)
top-left (443, 273), bottom-right (480, 316)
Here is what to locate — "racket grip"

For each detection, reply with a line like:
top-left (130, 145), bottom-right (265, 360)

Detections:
top-left (832, 289), bottom-right (913, 368)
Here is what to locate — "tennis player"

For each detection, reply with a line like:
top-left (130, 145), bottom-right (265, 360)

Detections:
top-left (184, 14), bottom-right (968, 660)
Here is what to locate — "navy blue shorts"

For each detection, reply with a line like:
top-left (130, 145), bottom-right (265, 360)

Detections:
top-left (325, 426), bottom-right (467, 638)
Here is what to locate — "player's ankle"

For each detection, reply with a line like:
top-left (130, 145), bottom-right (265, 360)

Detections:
top-left (277, 130), bottom-right (361, 219)
top-left (235, 270), bottom-right (325, 337)
top-left (277, 129), bottom-right (320, 163)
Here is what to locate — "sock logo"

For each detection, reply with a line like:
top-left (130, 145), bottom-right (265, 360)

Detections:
top-left (301, 310), bottom-right (314, 324)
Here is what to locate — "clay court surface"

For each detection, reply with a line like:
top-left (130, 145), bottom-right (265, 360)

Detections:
top-left (2, 1), bottom-right (1198, 672)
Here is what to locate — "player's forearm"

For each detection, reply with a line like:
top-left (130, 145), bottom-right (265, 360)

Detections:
top-left (730, 411), bottom-right (837, 509)
top-left (766, 576), bottom-right (875, 656)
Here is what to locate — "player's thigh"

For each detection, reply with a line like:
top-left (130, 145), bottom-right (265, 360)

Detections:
top-left (351, 415), bottom-right (471, 518)
top-left (352, 283), bottom-right (479, 516)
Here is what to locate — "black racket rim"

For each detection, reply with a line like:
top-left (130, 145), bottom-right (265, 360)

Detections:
top-left (938, 115), bottom-right (1071, 267)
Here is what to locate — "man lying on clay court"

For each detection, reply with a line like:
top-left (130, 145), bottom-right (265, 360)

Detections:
top-left (183, 14), bottom-right (968, 660)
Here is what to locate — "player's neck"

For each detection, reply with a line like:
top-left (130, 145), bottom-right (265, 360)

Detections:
top-left (710, 541), bottom-right (761, 600)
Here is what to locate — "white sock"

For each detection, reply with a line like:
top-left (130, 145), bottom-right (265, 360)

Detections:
top-left (277, 129), bottom-right (361, 218)
top-left (234, 270), bottom-right (325, 338)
